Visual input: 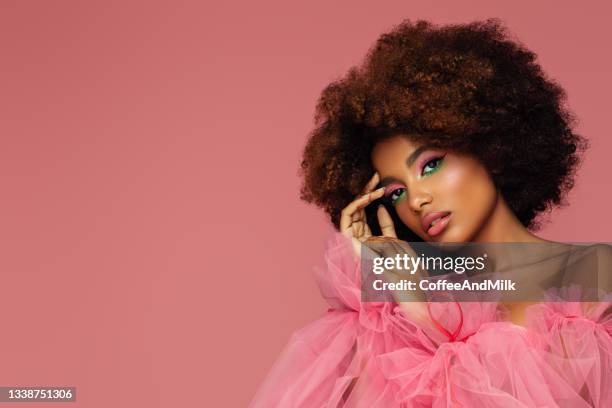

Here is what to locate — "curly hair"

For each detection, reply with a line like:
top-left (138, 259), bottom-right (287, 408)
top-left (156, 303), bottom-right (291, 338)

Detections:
top-left (299, 18), bottom-right (586, 236)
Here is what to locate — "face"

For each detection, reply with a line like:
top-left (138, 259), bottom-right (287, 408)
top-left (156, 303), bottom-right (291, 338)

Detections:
top-left (371, 135), bottom-right (499, 242)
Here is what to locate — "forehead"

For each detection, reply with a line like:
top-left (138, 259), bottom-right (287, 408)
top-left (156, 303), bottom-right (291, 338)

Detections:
top-left (371, 135), bottom-right (421, 169)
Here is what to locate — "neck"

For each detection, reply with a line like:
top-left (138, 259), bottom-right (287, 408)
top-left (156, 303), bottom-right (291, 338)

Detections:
top-left (472, 192), bottom-right (546, 243)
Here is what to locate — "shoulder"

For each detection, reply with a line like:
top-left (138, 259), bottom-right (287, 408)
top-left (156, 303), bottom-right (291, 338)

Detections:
top-left (567, 243), bottom-right (612, 278)
top-left (581, 244), bottom-right (612, 287)
top-left (577, 243), bottom-right (612, 260)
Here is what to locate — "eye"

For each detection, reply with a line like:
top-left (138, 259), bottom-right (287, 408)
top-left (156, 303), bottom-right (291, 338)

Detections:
top-left (386, 187), bottom-right (406, 206)
top-left (421, 156), bottom-right (444, 177)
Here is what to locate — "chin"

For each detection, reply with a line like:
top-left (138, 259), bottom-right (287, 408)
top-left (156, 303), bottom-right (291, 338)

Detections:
top-left (428, 226), bottom-right (471, 243)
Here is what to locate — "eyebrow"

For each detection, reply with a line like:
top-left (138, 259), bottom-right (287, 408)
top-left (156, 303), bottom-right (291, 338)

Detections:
top-left (406, 145), bottom-right (427, 167)
top-left (377, 146), bottom-right (427, 188)
top-left (378, 177), bottom-right (401, 189)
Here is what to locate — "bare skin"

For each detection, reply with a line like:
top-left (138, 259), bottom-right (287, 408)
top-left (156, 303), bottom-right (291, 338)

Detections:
top-left (370, 135), bottom-right (547, 244)
top-left (340, 135), bottom-right (550, 327)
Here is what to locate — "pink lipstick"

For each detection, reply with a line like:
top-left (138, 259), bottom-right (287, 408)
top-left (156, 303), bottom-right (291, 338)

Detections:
top-left (421, 211), bottom-right (451, 237)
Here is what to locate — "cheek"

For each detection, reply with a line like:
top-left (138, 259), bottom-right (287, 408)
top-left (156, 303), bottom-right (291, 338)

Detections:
top-left (397, 208), bottom-right (422, 235)
top-left (445, 160), bottom-right (498, 224)
top-left (443, 162), bottom-right (484, 199)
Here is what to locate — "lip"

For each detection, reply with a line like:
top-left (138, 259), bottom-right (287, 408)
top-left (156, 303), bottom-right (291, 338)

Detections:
top-left (421, 211), bottom-right (452, 237)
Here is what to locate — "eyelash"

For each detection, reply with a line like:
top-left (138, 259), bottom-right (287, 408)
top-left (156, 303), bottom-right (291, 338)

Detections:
top-left (384, 155), bottom-right (445, 206)
top-left (420, 155), bottom-right (444, 177)
top-left (385, 188), bottom-right (406, 206)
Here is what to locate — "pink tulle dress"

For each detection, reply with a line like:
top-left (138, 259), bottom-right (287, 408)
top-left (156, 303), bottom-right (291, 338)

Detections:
top-left (249, 233), bottom-right (612, 407)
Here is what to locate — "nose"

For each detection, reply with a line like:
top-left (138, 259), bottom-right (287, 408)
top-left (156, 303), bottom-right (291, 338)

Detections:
top-left (408, 186), bottom-right (432, 212)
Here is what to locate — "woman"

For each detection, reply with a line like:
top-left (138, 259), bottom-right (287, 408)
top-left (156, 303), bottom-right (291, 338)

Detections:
top-left (250, 19), bottom-right (611, 407)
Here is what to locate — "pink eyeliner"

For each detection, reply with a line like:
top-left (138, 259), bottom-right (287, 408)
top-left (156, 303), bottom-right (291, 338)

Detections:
top-left (384, 183), bottom-right (404, 197)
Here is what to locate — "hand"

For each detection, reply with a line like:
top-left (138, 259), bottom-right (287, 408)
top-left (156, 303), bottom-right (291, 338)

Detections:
top-left (339, 175), bottom-right (434, 331)
top-left (339, 172), bottom-right (398, 258)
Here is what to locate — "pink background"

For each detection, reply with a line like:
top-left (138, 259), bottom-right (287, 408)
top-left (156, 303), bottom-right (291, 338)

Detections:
top-left (0, 1), bottom-right (610, 406)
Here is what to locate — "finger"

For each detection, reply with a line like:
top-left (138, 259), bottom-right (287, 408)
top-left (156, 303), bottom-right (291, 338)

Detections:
top-left (340, 188), bottom-right (385, 232)
top-left (377, 205), bottom-right (398, 238)
top-left (351, 237), bottom-right (362, 258)
top-left (363, 222), bottom-right (372, 238)
top-left (339, 210), bottom-right (352, 233)
top-left (342, 188), bottom-right (385, 217)
top-left (361, 172), bottom-right (380, 194)
top-left (353, 222), bottom-right (364, 237)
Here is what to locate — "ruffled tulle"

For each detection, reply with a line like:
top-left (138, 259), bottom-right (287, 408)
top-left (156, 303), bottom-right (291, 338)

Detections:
top-left (525, 288), bottom-right (612, 407)
top-left (249, 233), bottom-right (612, 407)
